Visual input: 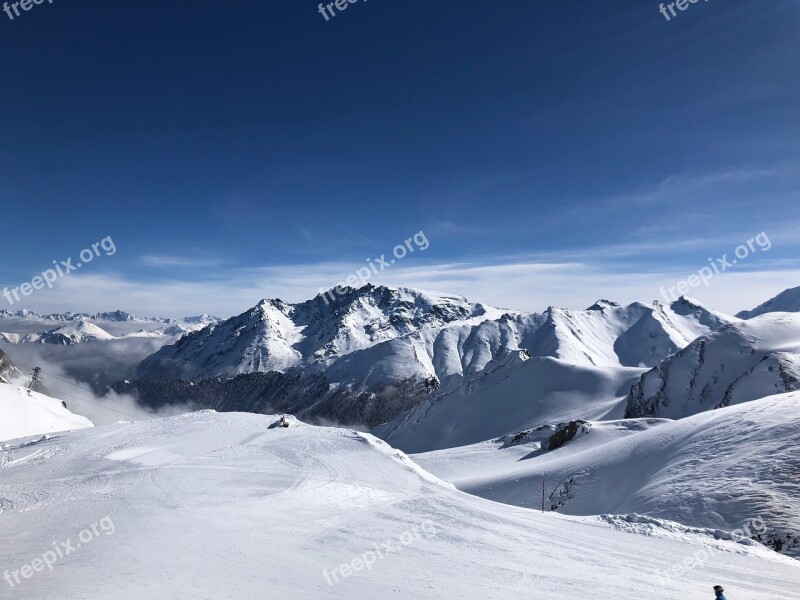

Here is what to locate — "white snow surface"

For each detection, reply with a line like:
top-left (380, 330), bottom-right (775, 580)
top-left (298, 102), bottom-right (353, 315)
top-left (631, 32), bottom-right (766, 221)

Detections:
top-left (375, 356), bottom-right (645, 453)
top-left (414, 392), bottom-right (800, 557)
top-left (0, 410), bottom-right (797, 599)
top-left (0, 384), bottom-right (93, 442)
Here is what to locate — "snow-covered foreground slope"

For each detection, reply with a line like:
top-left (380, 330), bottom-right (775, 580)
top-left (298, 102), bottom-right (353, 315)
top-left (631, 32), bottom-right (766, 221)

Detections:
top-left (375, 356), bottom-right (645, 453)
top-left (626, 313), bottom-right (800, 419)
top-left (0, 384), bottom-right (93, 442)
top-left (415, 392), bottom-right (800, 557)
top-left (0, 411), bottom-right (797, 600)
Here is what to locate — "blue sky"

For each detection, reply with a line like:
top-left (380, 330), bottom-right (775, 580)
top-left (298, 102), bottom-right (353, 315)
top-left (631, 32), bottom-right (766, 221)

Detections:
top-left (1, 0), bottom-right (799, 317)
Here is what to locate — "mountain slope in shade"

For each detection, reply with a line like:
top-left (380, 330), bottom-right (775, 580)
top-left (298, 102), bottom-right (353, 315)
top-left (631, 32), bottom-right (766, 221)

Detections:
top-left (625, 313), bottom-right (800, 419)
top-left (415, 392), bottom-right (800, 557)
top-left (374, 356), bottom-right (645, 453)
top-left (0, 384), bottom-right (93, 442)
top-left (0, 348), bottom-right (17, 383)
top-left (0, 410), bottom-right (797, 599)
top-left (737, 286), bottom-right (800, 319)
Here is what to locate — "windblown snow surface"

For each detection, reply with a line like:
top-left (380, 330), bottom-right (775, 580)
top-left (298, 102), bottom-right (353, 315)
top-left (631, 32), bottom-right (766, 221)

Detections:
top-left (414, 392), bottom-right (800, 559)
top-left (1, 411), bottom-right (797, 599)
top-left (0, 384), bottom-right (93, 442)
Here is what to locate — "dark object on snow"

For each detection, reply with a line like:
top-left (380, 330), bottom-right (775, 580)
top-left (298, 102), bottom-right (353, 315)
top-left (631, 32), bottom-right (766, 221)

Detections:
top-left (268, 416), bottom-right (293, 429)
top-left (547, 420), bottom-right (589, 450)
top-left (61, 401), bottom-right (68, 409)
top-left (713, 585), bottom-right (727, 599)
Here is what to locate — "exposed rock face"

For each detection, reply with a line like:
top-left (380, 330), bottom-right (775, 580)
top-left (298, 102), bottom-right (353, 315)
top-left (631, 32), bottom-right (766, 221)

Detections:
top-left (548, 420), bottom-right (590, 450)
top-left (625, 315), bottom-right (800, 419)
top-left (114, 371), bottom-right (439, 429)
top-left (0, 349), bottom-right (14, 382)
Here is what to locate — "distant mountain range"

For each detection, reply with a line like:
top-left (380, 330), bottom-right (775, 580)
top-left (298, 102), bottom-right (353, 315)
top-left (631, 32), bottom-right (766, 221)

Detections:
top-left (105, 285), bottom-right (799, 431)
top-left (0, 309), bottom-right (221, 324)
top-left (6, 285), bottom-right (799, 432)
top-left (0, 311), bottom-right (222, 346)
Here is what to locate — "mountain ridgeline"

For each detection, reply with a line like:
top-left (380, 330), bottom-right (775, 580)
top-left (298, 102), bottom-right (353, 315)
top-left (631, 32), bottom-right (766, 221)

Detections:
top-left (119, 284), bottom-right (749, 428)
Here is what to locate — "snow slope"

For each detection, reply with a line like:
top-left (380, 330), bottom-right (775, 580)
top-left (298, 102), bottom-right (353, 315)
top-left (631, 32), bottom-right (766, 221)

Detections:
top-left (738, 286), bottom-right (800, 319)
top-left (0, 384), bottom-right (93, 442)
top-left (414, 392), bottom-right (800, 557)
top-left (374, 356), bottom-right (645, 453)
top-left (626, 313), bottom-right (800, 419)
top-left (0, 411), bottom-right (797, 599)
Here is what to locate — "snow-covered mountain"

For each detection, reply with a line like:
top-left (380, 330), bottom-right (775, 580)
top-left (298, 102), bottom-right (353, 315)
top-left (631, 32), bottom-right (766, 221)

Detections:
top-left (1, 410), bottom-right (797, 599)
top-left (128, 286), bottom-right (733, 428)
top-left (0, 308), bottom-right (221, 325)
top-left (415, 391), bottom-right (800, 557)
top-left (0, 383), bottom-right (93, 442)
top-left (138, 288), bottom-right (731, 381)
top-left (737, 285), bottom-right (800, 319)
top-left (625, 312), bottom-right (800, 419)
top-left (136, 286), bottom-right (504, 380)
top-left (512, 296), bottom-right (731, 368)
top-left (10, 321), bottom-right (116, 345)
top-left (0, 312), bottom-right (222, 346)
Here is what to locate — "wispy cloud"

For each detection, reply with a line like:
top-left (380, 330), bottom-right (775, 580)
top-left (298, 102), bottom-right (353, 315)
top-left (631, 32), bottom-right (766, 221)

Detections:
top-left (139, 255), bottom-right (225, 268)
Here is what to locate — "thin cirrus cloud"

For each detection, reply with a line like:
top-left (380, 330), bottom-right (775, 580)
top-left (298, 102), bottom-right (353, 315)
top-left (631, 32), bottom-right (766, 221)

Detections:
top-left (139, 255), bottom-right (225, 268)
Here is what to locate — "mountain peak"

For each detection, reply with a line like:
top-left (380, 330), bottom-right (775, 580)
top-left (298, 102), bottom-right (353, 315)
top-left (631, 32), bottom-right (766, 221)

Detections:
top-left (737, 285), bottom-right (800, 319)
top-left (586, 299), bottom-right (621, 311)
